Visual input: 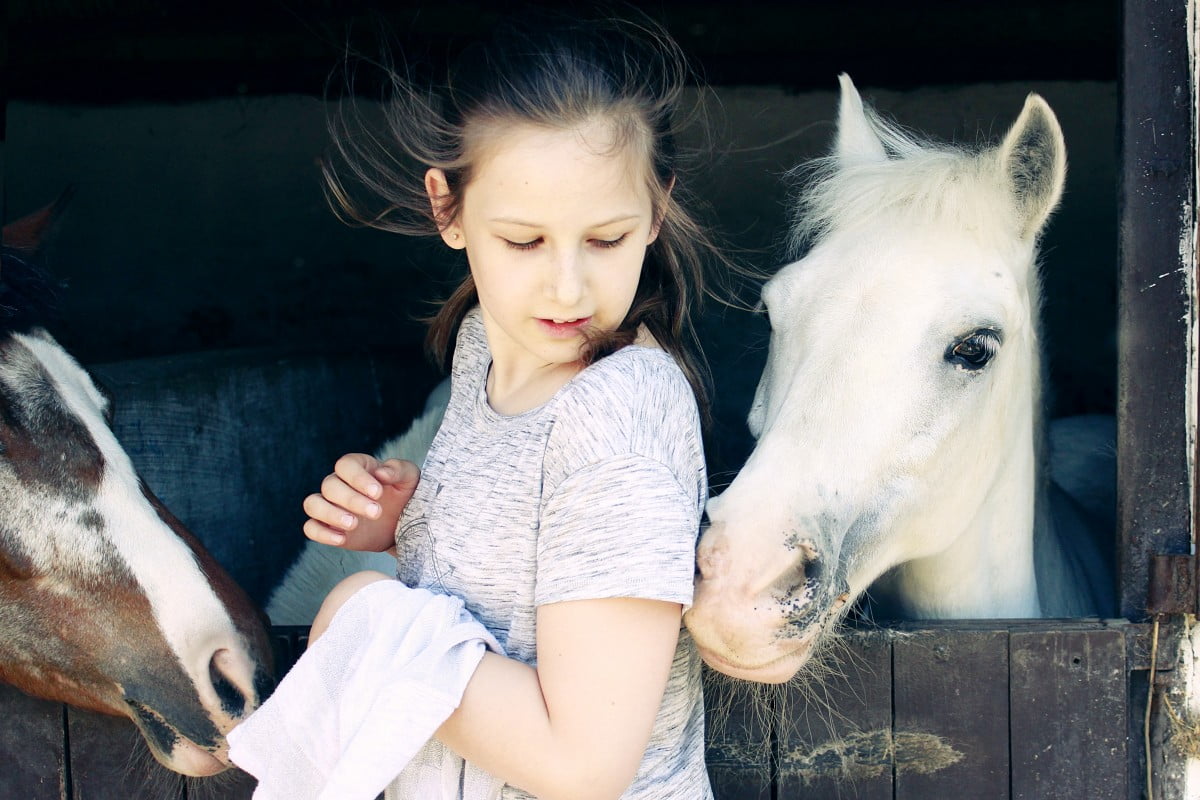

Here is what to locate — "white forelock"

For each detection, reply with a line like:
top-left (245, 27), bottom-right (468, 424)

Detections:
top-left (788, 108), bottom-right (1022, 257)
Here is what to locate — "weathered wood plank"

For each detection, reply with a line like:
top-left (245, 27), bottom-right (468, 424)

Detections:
top-left (1116, 0), bottom-right (1195, 618)
top-left (704, 671), bottom-right (773, 800)
top-left (893, 628), bottom-right (1009, 800)
top-left (778, 633), bottom-right (894, 799)
top-left (1010, 629), bottom-right (1127, 800)
top-left (0, 684), bottom-right (66, 799)
top-left (66, 707), bottom-right (185, 800)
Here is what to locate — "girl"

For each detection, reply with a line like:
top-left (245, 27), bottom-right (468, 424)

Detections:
top-left (302, 12), bottom-right (724, 799)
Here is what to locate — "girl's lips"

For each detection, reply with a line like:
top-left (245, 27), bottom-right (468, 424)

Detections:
top-left (537, 317), bottom-right (591, 337)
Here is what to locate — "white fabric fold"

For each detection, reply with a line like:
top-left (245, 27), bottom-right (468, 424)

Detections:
top-left (228, 579), bottom-right (504, 800)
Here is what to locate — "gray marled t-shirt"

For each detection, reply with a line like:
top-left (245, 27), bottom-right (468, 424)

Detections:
top-left (395, 308), bottom-right (711, 799)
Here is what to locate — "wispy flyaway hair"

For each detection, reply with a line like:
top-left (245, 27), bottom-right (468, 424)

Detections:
top-left (323, 9), bottom-right (728, 422)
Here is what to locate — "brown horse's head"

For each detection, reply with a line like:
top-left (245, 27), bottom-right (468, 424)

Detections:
top-left (1, 205), bottom-right (273, 775)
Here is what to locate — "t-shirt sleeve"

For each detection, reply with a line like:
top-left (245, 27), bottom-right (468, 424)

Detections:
top-left (535, 454), bottom-right (700, 609)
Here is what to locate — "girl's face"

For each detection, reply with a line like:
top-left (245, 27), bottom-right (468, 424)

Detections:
top-left (427, 119), bottom-right (659, 386)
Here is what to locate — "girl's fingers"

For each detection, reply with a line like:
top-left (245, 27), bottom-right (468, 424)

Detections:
top-left (303, 517), bottom-right (347, 546)
top-left (303, 492), bottom-right (360, 531)
top-left (319, 472), bottom-right (383, 520)
top-left (377, 459), bottom-right (420, 490)
top-left (333, 453), bottom-right (385, 500)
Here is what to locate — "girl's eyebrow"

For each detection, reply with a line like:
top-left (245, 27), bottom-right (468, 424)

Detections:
top-left (488, 213), bottom-right (642, 227)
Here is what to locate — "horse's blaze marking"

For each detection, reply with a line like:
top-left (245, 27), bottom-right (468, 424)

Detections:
top-left (141, 482), bottom-right (275, 685)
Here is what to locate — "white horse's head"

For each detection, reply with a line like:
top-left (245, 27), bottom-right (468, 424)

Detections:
top-left (685, 76), bottom-right (1066, 683)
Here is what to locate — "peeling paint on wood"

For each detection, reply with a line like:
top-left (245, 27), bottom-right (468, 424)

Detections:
top-left (779, 729), bottom-right (964, 783)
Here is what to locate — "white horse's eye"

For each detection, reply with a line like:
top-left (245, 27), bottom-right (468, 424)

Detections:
top-left (946, 329), bottom-right (1002, 371)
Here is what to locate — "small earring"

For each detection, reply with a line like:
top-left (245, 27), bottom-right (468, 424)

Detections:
top-left (451, 233), bottom-right (460, 241)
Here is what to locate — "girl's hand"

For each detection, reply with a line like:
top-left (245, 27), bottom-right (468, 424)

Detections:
top-left (302, 454), bottom-right (420, 551)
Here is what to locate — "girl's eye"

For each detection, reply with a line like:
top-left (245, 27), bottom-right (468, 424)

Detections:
top-left (502, 232), bottom-right (629, 250)
top-left (504, 238), bottom-right (541, 251)
top-left (592, 233), bottom-right (629, 249)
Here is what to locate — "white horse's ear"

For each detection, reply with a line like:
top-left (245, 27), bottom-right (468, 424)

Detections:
top-left (997, 94), bottom-right (1066, 240)
top-left (835, 74), bottom-right (887, 164)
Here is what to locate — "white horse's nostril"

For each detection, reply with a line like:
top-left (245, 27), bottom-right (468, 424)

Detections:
top-left (694, 528), bottom-right (731, 580)
top-left (695, 544), bottom-right (719, 579)
top-left (762, 537), bottom-right (823, 600)
top-left (786, 536), bottom-right (819, 562)
top-left (771, 558), bottom-right (810, 599)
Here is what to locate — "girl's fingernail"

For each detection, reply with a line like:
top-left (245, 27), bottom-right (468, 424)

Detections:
top-left (368, 483), bottom-right (382, 499)
top-left (366, 502), bottom-right (381, 518)
top-left (341, 513), bottom-right (356, 528)
top-left (331, 533), bottom-right (346, 545)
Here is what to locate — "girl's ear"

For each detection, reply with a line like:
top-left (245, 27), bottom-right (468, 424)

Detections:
top-left (425, 168), bottom-right (466, 249)
top-left (647, 175), bottom-right (676, 245)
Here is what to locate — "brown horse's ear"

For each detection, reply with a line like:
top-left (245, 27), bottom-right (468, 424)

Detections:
top-left (2, 187), bottom-right (77, 254)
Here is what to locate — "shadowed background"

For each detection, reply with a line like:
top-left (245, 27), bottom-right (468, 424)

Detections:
top-left (1, 0), bottom-right (1118, 602)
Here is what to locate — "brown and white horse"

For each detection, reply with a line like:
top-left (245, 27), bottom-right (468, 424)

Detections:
top-left (0, 203), bottom-right (274, 775)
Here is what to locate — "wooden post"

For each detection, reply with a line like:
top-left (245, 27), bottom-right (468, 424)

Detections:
top-left (1117, 0), bottom-right (1195, 618)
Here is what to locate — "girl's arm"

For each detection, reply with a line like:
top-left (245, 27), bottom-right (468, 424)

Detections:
top-left (435, 596), bottom-right (683, 800)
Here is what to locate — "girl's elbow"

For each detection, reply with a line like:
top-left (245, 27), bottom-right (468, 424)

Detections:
top-left (532, 755), bottom-right (640, 800)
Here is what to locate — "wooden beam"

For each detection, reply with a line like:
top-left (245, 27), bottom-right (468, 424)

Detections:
top-left (1116, 0), bottom-right (1196, 619)
top-left (4, 1), bottom-right (1119, 101)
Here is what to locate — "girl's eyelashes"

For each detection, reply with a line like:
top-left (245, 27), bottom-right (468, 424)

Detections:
top-left (503, 237), bottom-right (541, 251)
top-left (593, 232), bottom-right (630, 249)
top-left (500, 232), bottom-right (631, 251)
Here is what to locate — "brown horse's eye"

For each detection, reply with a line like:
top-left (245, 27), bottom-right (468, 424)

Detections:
top-left (947, 329), bottom-right (1001, 371)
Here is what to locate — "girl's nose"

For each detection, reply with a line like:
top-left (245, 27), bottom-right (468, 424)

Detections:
top-left (547, 249), bottom-right (585, 305)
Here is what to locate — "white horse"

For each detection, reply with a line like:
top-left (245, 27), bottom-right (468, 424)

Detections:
top-left (683, 76), bottom-right (1114, 683)
top-left (265, 379), bottom-right (450, 625)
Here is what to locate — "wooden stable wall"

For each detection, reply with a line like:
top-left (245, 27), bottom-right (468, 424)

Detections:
top-left (708, 621), bottom-right (1139, 800)
top-left (0, 621), bottom-right (1141, 799)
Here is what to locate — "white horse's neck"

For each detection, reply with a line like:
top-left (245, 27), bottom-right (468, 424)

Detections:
top-left (889, 445), bottom-right (1041, 619)
top-left (885, 321), bottom-right (1045, 620)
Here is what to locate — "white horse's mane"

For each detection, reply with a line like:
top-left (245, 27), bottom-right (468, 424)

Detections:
top-left (787, 107), bottom-right (1022, 256)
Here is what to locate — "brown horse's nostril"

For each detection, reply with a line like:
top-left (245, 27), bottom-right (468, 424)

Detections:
top-left (209, 649), bottom-right (248, 718)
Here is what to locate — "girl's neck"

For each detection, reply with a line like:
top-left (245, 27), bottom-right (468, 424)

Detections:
top-left (486, 359), bottom-right (583, 415)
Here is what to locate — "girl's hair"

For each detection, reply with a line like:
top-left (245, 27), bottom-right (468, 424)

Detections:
top-left (322, 9), bottom-right (724, 421)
